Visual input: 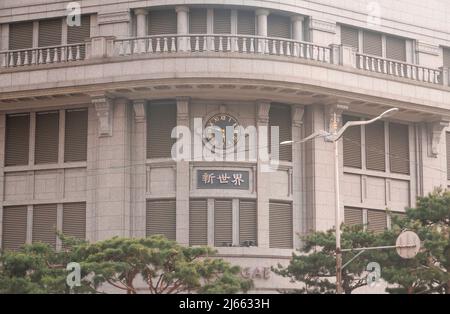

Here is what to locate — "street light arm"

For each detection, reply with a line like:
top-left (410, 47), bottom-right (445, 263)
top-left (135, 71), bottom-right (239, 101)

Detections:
top-left (280, 130), bottom-right (330, 145)
top-left (333, 108), bottom-right (399, 141)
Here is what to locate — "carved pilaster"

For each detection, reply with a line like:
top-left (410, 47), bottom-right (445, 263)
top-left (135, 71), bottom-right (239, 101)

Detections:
top-left (133, 100), bottom-right (146, 123)
top-left (257, 100), bottom-right (271, 125)
top-left (176, 97), bottom-right (190, 125)
top-left (92, 95), bottom-right (114, 137)
top-left (427, 120), bottom-right (450, 157)
top-left (292, 105), bottom-right (305, 127)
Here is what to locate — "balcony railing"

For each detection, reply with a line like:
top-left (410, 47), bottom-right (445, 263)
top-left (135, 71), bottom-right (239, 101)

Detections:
top-left (113, 34), bottom-right (332, 64)
top-left (0, 43), bottom-right (85, 68)
top-left (356, 53), bottom-right (442, 84)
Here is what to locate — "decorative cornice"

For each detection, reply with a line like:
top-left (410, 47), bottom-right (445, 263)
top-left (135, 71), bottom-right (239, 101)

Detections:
top-left (97, 11), bottom-right (130, 25)
top-left (416, 41), bottom-right (440, 56)
top-left (92, 95), bottom-right (114, 137)
top-left (427, 120), bottom-right (450, 157)
top-left (310, 18), bottom-right (336, 34)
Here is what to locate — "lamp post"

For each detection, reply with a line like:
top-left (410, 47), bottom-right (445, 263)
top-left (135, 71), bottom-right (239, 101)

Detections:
top-left (281, 107), bottom-right (399, 294)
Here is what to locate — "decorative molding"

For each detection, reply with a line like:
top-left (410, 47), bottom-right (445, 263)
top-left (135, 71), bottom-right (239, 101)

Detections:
top-left (97, 11), bottom-right (131, 25)
top-left (427, 120), bottom-right (450, 157)
top-left (416, 41), bottom-right (440, 56)
top-left (257, 100), bottom-right (271, 125)
top-left (176, 96), bottom-right (190, 123)
top-left (134, 8), bottom-right (148, 16)
top-left (175, 6), bottom-right (190, 13)
top-left (133, 100), bottom-right (146, 123)
top-left (92, 95), bottom-right (114, 137)
top-left (292, 105), bottom-right (305, 127)
top-left (255, 9), bottom-right (270, 17)
top-left (310, 19), bottom-right (336, 34)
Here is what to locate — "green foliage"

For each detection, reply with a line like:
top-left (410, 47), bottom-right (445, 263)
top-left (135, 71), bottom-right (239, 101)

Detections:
top-left (276, 188), bottom-right (450, 294)
top-left (0, 234), bottom-right (252, 294)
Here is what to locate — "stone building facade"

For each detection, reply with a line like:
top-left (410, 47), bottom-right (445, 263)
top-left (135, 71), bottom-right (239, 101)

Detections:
top-left (0, 0), bottom-right (449, 292)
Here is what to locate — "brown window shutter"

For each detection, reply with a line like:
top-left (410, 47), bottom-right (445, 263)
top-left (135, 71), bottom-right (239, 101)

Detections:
top-left (237, 10), bottom-right (256, 35)
top-left (64, 109), bottom-right (88, 162)
top-left (365, 121), bottom-right (385, 172)
top-left (9, 21), bottom-right (33, 50)
top-left (363, 31), bottom-right (382, 56)
top-left (447, 132), bottom-right (450, 180)
top-left (389, 123), bottom-right (410, 175)
top-left (63, 202), bottom-right (86, 240)
top-left (269, 201), bottom-right (293, 249)
top-left (269, 104), bottom-right (292, 162)
top-left (147, 102), bottom-right (177, 159)
top-left (146, 199), bottom-right (176, 240)
top-left (214, 199), bottom-right (233, 247)
top-left (213, 9), bottom-right (231, 34)
top-left (341, 25), bottom-right (359, 50)
top-left (148, 10), bottom-right (177, 35)
top-left (268, 15), bottom-right (291, 39)
top-left (343, 115), bottom-right (362, 168)
top-left (67, 15), bottom-right (90, 59)
top-left (239, 200), bottom-right (257, 246)
top-left (38, 18), bottom-right (62, 62)
top-left (386, 36), bottom-right (406, 61)
top-left (35, 111), bottom-right (59, 164)
top-left (189, 199), bottom-right (208, 246)
top-left (444, 48), bottom-right (450, 67)
top-left (5, 113), bottom-right (30, 166)
top-left (2, 206), bottom-right (27, 251)
top-left (367, 210), bottom-right (387, 233)
top-left (32, 204), bottom-right (57, 248)
top-left (344, 207), bottom-right (363, 226)
top-left (189, 8), bottom-right (207, 50)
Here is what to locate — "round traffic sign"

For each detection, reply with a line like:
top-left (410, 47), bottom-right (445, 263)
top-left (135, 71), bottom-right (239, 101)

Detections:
top-left (396, 231), bottom-right (421, 259)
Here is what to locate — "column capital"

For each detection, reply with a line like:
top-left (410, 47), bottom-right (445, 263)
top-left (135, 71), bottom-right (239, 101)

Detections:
top-left (134, 8), bottom-right (148, 16)
top-left (92, 94), bottom-right (114, 137)
top-left (427, 119), bottom-right (450, 157)
top-left (133, 100), bottom-right (147, 123)
top-left (292, 105), bottom-right (305, 127)
top-left (291, 15), bottom-right (305, 23)
top-left (176, 97), bottom-right (190, 123)
top-left (255, 9), bottom-right (270, 17)
top-left (175, 6), bottom-right (190, 13)
top-left (257, 100), bottom-right (271, 125)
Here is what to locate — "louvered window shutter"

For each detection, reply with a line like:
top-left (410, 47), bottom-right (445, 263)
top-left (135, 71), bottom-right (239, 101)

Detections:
top-left (189, 199), bottom-right (208, 246)
top-left (2, 206), bottom-right (27, 251)
top-left (64, 109), bottom-right (88, 162)
top-left (35, 111), bottom-right (59, 164)
top-left (38, 18), bottom-right (62, 62)
top-left (344, 207), bottom-right (363, 227)
top-left (447, 133), bottom-right (450, 180)
top-left (148, 10), bottom-right (177, 51)
top-left (237, 10), bottom-right (256, 52)
top-left (389, 123), bottom-right (410, 175)
top-left (146, 199), bottom-right (176, 240)
top-left (189, 9), bottom-right (207, 50)
top-left (269, 201), bottom-right (293, 249)
top-left (365, 121), bottom-right (385, 172)
top-left (5, 113), bottom-right (30, 166)
top-left (63, 202), bottom-right (86, 240)
top-left (367, 210), bottom-right (387, 233)
top-left (67, 15), bottom-right (90, 59)
top-left (268, 15), bottom-right (291, 38)
top-left (239, 200), bottom-right (257, 246)
top-left (32, 204), bottom-right (57, 248)
top-left (269, 104), bottom-right (292, 162)
top-left (214, 199), bottom-right (233, 247)
top-left (443, 48), bottom-right (450, 67)
top-left (363, 31), bottom-right (382, 56)
top-left (147, 102), bottom-right (177, 159)
top-left (9, 21), bottom-right (33, 65)
top-left (386, 36), bottom-right (406, 61)
top-left (343, 115), bottom-right (362, 168)
top-left (341, 25), bottom-right (359, 50)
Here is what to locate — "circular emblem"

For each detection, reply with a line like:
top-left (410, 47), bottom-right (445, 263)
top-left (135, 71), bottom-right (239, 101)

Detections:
top-left (204, 113), bottom-right (240, 150)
